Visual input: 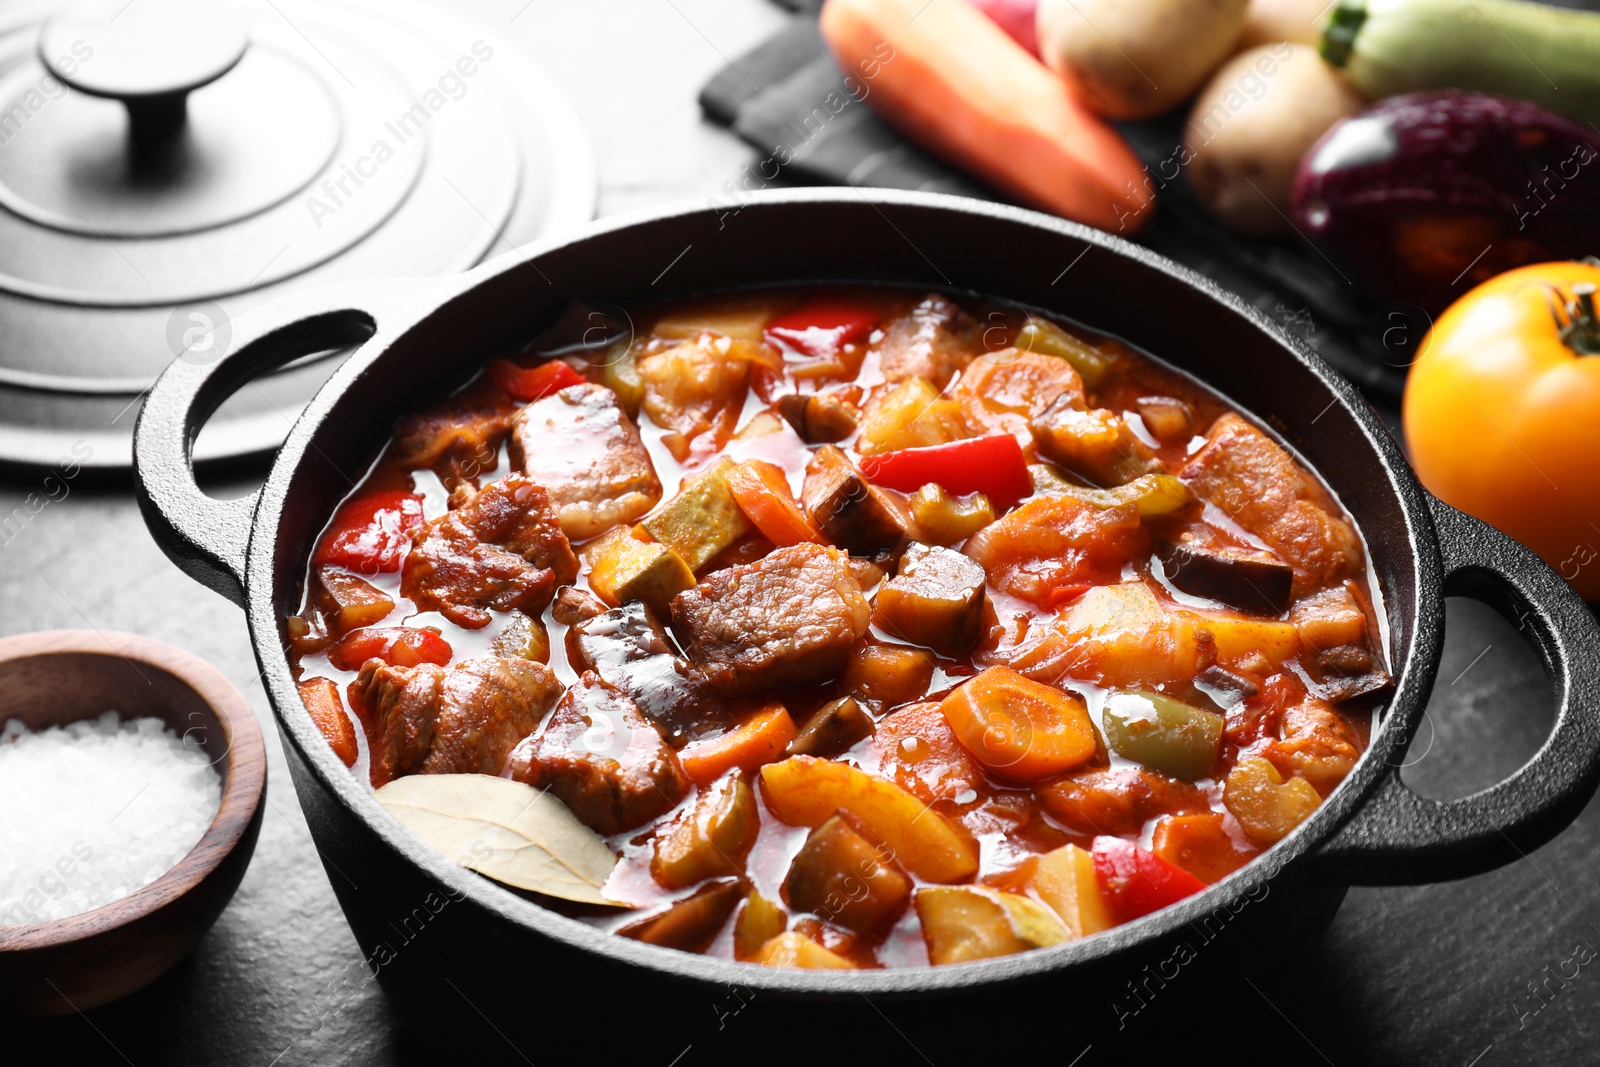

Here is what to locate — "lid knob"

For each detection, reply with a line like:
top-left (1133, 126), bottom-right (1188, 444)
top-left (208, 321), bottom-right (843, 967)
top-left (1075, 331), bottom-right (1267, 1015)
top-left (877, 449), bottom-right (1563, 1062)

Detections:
top-left (38, 0), bottom-right (249, 143)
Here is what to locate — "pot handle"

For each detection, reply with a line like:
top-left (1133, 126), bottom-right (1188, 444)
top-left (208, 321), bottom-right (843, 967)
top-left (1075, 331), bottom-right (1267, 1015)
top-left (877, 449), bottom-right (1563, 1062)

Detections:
top-left (133, 282), bottom-right (411, 608)
top-left (1309, 497), bottom-right (1600, 885)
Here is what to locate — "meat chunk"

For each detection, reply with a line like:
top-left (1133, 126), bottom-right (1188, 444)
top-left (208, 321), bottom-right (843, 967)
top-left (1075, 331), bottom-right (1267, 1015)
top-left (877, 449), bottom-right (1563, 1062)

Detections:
top-left (1180, 414), bottom-right (1361, 594)
top-left (552, 585), bottom-right (607, 626)
top-left (951, 350), bottom-right (1085, 443)
top-left (802, 445), bottom-right (912, 553)
top-left (354, 656), bottom-right (561, 786)
top-left (1037, 766), bottom-right (1209, 836)
top-left (391, 397), bottom-right (513, 487)
top-left (1265, 697), bottom-right (1362, 796)
top-left (508, 383), bottom-right (662, 539)
top-left (568, 601), bottom-right (729, 745)
top-left (402, 475), bottom-right (579, 629)
top-left (872, 543), bottom-right (987, 655)
top-left (869, 293), bottom-right (981, 387)
top-left (670, 543), bottom-right (870, 696)
top-left (503, 672), bottom-right (689, 836)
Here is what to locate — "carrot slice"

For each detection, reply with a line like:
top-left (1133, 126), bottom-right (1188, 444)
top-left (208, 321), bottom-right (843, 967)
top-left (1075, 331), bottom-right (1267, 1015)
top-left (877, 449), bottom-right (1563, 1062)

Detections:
top-left (679, 704), bottom-right (798, 786)
top-left (298, 676), bottom-right (358, 767)
top-left (726, 459), bottom-right (826, 546)
top-left (819, 0), bottom-right (1153, 232)
top-left (938, 666), bottom-right (1097, 781)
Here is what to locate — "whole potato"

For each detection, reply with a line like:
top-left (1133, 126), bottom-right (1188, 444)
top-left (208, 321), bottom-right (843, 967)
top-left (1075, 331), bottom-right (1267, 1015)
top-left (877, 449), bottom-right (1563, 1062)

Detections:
top-left (1183, 43), bottom-right (1364, 237)
top-left (1235, 0), bottom-right (1329, 51)
top-left (1037, 0), bottom-right (1250, 120)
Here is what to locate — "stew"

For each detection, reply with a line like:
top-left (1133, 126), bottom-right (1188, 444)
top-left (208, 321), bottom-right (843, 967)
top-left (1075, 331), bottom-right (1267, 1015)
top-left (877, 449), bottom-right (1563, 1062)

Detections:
top-left (287, 286), bottom-right (1388, 969)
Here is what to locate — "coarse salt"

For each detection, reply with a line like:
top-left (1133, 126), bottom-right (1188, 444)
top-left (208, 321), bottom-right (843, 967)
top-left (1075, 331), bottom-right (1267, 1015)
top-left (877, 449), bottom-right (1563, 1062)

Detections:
top-left (0, 711), bottom-right (223, 925)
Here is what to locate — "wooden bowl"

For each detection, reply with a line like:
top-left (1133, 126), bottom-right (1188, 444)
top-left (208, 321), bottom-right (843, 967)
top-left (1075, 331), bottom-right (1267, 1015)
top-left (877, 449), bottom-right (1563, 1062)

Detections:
top-left (0, 630), bottom-right (266, 1015)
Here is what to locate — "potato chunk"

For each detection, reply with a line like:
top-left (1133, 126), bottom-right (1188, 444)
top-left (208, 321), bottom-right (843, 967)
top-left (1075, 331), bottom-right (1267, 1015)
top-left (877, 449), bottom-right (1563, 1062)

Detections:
top-left (642, 457), bottom-right (753, 573)
top-left (760, 756), bottom-right (979, 882)
top-left (584, 526), bottom-right (695, 616)
top-left (1224, 755), bottom-right (1321, 845)
top-left (840, 643), bottom-right (935, 709)
top-left (637, 334), bottom-right (754, 460)
top-left (914, 887), bottom-right (1067, 965)
top-left (872, 542), bottom-right (987, 655)
top-left (1029, 844), bottom-right (1114, 939)
top-left (783, 815), bottom-right (912, 933)
top-left (1049, 582), bottom-right (1209, 689)
top-left (747, 931), bottom-right (857, 969)
top-left (857, 378), bottom-right (967, 455)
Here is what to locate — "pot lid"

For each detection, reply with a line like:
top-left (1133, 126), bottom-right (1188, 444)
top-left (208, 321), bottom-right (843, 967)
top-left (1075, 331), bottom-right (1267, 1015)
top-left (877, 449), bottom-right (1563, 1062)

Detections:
top-left (0, 0), bottom-right (594, 469)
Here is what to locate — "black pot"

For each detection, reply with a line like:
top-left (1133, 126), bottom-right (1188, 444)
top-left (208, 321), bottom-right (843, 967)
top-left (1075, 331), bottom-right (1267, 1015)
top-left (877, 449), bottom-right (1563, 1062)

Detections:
top-left (133, 190), bottom-right (1600, 1062)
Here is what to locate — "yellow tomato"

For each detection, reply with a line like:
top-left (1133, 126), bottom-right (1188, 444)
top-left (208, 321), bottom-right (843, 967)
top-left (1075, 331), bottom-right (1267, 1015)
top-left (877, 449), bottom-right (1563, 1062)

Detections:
top-left (1403, 261), bottom-right (1600, 600)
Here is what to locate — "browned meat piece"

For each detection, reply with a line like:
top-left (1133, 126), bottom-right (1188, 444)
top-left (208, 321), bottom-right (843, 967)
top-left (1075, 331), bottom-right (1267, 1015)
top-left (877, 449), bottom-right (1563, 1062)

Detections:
top-left (508, 383), bottom-right (662, 539)
top-left (776, 392), bottom-right (861, 443)
top-left (568, 601), bottom-right (730, 745)
top-left (670, 543), bottom-right (871, 696)
top-left (872, 542), bottom-right (987, 655)
top-left (354, 655), bottom-right (561, 787)
top-left (1180, 414), bottom-right (1361, 594)
top-left (802, 445), bottom-right (912, 553)
top-left (402, 475), bottom-right (579, 629)
top-left (1030, 397), bottom-right (1161, 486)
top-left (869, 293), bottom-right (981, 387)
top-left (552, 585), bottom-right (608, 626)
top-left (503, 672), bottom-right (689, 836)
top-left (390, 397), bottom-right (513, 487)
top-left (1266, 697), bottom-right (1361, 796)
top-left (1037, 766), bottom-right (1209, 836)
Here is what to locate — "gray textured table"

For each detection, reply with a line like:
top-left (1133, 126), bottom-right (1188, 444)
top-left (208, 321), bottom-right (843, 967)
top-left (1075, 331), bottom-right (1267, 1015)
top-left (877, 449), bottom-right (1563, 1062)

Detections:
top-left (8, 3), bottom-right (1598, 1064)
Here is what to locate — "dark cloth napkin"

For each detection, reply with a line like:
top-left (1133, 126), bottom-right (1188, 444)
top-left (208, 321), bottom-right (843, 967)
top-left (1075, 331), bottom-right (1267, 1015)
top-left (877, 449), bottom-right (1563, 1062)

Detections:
top-left (698, 10), bottom-right (1410, 403)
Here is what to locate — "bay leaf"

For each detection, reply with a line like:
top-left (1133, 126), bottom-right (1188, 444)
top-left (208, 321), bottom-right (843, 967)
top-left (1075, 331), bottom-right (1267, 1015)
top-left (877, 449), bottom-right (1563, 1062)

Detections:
top-left (375, 773), bottom-right (624, 906)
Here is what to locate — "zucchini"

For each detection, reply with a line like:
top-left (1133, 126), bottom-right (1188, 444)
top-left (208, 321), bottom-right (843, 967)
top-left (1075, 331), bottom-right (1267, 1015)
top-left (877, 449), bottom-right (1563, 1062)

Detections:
top-left (1323, 0), bottom-right (1600, 125)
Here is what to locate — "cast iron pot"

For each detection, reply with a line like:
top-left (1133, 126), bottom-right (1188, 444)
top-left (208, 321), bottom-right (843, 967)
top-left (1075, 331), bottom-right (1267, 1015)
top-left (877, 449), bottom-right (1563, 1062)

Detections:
top-left (134, 190), bottom-right (1600, 1061)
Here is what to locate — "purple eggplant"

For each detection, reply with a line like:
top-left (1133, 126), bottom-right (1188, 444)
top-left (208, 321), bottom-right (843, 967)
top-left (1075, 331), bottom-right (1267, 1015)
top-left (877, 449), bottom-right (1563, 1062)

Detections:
top-left (1290, 91), bottom-right (1600, 313)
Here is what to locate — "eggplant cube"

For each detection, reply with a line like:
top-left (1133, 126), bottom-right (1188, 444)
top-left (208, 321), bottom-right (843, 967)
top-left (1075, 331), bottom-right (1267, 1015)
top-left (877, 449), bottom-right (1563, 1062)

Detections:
top-left (782, 815), bottom-right (911, 934)
top-left (642, 457), bottom-right (752, 572)
top-left (871, 542), bottom-right (987, 654)
top-left (584, 526), bottom-right (696, 617)
top-left (803, 445), bottom-right (911, 552)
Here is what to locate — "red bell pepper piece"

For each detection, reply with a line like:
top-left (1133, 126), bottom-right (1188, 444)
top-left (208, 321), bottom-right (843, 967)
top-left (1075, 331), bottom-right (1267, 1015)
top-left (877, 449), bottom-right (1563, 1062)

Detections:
top-left (858, 434), bottom-right (1032, 511)
top-left (765, 298), bottom-right (881, 358)
top-left (313, 490), bottom-right (425, 574)
top-left (487, 357), bottom-right (586, 401)
top-left (327, 627), bottom-right (453, 672)
top-left (1092, 836), bottom-right (1207, 923)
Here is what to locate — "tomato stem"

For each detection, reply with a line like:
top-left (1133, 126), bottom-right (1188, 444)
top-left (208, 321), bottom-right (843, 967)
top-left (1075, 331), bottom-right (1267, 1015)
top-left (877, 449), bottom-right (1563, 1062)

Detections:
top-left (1551, 281), bottom-right (1600, 355)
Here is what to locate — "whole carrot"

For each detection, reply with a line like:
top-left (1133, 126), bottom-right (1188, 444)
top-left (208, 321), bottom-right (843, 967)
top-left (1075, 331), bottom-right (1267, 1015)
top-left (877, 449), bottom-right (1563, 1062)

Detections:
top-left (820, 0), bottom-right (1155, 233)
